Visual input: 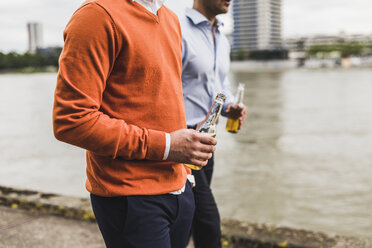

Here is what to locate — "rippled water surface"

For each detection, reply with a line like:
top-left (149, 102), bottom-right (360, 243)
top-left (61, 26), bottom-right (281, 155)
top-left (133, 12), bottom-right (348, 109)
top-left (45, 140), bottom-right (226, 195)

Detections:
top-left (1, 70), bottom-right (372, 237)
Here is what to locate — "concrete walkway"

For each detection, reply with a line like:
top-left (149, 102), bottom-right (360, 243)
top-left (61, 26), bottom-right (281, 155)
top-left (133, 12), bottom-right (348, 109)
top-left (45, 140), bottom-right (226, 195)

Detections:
top-left (0, 206), bottom-right (195, 248)
top-left (1, 184), bottom-right (370, 248)
top-left (0, 206), bottom-right (105, 248)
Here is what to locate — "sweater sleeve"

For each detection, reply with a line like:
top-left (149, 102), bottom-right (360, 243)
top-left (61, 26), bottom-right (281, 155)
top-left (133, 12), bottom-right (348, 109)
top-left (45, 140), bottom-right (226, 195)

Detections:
top-left (53, 3), bottom-right (165, 161)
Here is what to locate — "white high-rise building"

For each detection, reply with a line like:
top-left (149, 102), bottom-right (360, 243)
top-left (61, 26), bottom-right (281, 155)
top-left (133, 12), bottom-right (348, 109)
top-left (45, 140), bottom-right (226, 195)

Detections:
top-left (27, 22), bottom-right (43, 54)
top-left (232, 0), bottom-right (282, 51)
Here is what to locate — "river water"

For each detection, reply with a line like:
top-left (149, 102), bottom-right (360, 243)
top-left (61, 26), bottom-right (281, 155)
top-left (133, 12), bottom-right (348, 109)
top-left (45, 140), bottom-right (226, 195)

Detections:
top-left (0, 70), bottom-right (371, 238)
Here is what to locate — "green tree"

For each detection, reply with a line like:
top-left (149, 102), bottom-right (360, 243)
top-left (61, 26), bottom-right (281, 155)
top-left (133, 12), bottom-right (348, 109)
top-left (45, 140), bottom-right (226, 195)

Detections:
top-left (307, 42), bottom-right (366, 58)
top-left (0, 49), bottom-right (61, 71)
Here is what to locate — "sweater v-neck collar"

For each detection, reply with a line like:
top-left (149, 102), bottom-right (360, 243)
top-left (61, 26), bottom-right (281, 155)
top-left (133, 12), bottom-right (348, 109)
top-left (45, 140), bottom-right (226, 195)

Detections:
top-left (130, 0), bottom-right (162, 23)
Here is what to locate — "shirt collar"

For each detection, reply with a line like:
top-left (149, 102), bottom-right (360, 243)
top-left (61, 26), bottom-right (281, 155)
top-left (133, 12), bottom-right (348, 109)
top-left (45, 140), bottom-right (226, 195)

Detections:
top-left (133, 0), bottom-right (165, 13)
top-left (185, 8), bottom-right (224, 28)
top-left (133, 0), bottom-right (164, 4)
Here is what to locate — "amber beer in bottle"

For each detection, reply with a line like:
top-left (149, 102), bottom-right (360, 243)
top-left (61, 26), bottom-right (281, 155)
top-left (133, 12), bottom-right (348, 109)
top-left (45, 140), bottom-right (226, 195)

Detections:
top-left (185, 93), bottom-right (226, 170)
top-left (226, 83), bottom-right (245, 133)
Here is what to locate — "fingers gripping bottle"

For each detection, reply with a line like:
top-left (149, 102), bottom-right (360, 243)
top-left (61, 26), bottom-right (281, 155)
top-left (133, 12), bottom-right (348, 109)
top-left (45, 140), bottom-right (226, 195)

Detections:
top-left (226, 83), bottom-right (245, 133)
top-left (185, 93), bottom-right (226, 170)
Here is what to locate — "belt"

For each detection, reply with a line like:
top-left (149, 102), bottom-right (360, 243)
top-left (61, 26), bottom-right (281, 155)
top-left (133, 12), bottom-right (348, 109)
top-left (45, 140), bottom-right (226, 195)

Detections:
top-left (187, 124), bottom-right (197, 130)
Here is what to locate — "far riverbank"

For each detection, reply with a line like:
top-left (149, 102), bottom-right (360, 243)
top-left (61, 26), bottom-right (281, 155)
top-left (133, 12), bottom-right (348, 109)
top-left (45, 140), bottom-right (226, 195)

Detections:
top-left (0, 66), bottom-right (58, 74)
top-left (231, 57), bottom-right (372, 71)
top-left (2, 59), bottom-right (372, 74)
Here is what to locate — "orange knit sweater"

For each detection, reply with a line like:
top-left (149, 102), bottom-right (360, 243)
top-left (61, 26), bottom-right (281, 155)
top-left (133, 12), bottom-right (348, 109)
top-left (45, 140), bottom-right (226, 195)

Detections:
top-left (53, 0), bottom-right (190, 196)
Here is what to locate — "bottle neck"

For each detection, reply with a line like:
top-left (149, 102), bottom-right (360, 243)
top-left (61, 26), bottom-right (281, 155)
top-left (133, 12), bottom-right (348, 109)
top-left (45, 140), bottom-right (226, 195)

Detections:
top-left (197, 93), bottom-right (226, 133)
top-left (209, 93), bottom-right (225, 125)
top-left (236, 85), bottom-right (245, 105)
top-left (208, 101), bottom-right (222, 126)
top-left (237, 90), bottom-right (244, 105)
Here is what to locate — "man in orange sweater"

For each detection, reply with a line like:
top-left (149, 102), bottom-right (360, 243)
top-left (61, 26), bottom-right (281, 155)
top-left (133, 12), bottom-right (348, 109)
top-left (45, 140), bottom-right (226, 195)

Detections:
top-left (53, 0), bottom-right (217, 247)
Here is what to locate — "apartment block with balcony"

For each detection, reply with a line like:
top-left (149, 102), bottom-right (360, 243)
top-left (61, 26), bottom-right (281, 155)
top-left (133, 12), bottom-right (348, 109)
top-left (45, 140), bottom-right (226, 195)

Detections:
top-left (232, 0), bottom-right (282, 53)
top-left (27, 22), bottom-right (43, 54)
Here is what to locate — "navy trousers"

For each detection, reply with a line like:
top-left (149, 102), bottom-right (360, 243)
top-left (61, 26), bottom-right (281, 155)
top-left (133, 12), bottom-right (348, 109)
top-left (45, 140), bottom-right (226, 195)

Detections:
top-left (192, 154), bottom-right (222, 248)
top-left (90, 182), bottom-right (195, 248)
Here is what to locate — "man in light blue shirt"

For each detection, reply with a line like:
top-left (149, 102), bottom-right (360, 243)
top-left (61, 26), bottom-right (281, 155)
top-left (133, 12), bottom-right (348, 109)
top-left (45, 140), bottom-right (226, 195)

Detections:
top-left (180, 0), bottom-right (247, 247)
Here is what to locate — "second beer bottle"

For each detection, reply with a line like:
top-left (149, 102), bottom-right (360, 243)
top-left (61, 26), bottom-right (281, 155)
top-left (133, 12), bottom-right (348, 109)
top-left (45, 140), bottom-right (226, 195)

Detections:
top-left (226, 83), bottom-right (245, 133)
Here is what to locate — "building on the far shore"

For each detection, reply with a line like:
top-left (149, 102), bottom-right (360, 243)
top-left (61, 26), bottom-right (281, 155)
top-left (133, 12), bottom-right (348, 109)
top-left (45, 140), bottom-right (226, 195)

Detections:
top-left (231, 0), bottom-right (286, 60)
top-left (27, 22), bottom-right (43, 54)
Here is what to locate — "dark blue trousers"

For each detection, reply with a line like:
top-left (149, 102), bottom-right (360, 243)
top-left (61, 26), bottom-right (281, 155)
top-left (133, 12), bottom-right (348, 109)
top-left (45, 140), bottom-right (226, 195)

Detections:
top-left (192, 154), bottom-right (221, 248)
top-left (186, 124), bottom-right (221, 248)
top-left (90, 182), bottom-right (195, 248)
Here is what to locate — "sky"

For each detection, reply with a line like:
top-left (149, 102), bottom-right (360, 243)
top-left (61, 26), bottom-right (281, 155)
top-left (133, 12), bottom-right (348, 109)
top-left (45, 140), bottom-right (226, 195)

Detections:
top-left (0, 0), bottom-right (372, 53)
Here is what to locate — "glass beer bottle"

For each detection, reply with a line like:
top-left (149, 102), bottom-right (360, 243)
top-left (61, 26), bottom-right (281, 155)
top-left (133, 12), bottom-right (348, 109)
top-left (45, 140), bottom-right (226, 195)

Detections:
top-left (185, 93), bottom-right (226, 170)
top-left (226, 83), bottom-right (245, 133)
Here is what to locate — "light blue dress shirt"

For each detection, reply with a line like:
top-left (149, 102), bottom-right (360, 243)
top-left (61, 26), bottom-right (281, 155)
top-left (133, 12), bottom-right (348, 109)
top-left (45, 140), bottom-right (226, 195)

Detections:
top-left (180, 8), bottom-right (234, 127)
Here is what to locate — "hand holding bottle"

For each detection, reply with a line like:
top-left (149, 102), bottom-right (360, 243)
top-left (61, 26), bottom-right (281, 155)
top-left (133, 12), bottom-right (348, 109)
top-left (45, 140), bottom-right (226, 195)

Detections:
top-left (167, 129), bottom-right (217, 167)
top-left (225, 103), bottom-right (247, 131)
top-left (226, 83), bottom-right (247, 133)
